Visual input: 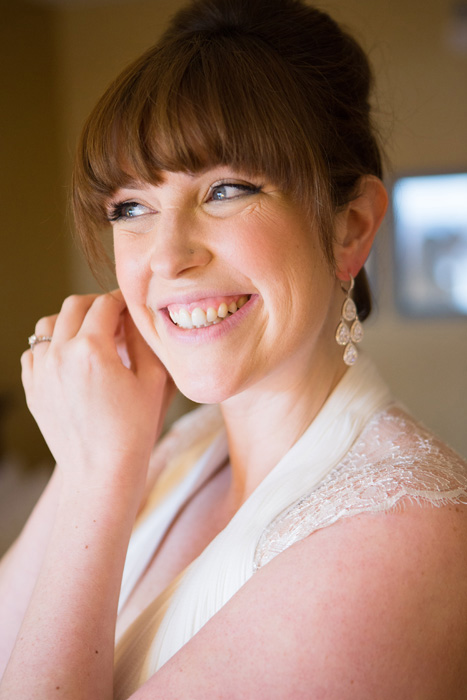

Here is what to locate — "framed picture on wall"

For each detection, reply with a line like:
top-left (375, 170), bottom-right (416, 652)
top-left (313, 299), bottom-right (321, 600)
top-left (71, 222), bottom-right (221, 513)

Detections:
top-left (391, 171), bottom-right (467, 317)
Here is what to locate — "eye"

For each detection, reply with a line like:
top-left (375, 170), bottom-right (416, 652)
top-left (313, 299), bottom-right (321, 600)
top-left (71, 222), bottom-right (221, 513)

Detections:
top-left (107, 201), bottom-right (153, 222)
top-left (107, 200), bottom-right (158, 234)
top-left (208, 183), bottom-right (261, 202)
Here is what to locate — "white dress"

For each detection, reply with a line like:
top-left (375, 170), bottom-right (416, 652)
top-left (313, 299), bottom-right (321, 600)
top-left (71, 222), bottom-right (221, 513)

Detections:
top-left (113, 356), bottom-right (467, 698)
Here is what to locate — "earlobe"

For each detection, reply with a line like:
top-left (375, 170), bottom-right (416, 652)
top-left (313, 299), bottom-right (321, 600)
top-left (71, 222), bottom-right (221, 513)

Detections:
top-left (334, 176), bottom-right (388, 281)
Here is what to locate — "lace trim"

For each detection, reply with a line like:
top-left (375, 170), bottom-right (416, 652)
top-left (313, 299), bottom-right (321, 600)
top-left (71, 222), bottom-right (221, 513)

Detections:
top-left (254, 407), bottom-right (467, 570)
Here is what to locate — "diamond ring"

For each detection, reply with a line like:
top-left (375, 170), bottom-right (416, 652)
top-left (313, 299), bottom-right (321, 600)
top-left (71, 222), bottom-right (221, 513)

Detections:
top-left (28, 334), bottom-right (53, 351)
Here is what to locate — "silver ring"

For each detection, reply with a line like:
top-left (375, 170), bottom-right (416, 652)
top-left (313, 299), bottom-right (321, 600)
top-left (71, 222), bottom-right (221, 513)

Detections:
top-left (28, 334), bottom-right (53, 350)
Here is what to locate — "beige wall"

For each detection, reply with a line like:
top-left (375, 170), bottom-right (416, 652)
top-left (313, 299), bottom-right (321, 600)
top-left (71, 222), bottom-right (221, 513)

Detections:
top-left (327, 0), bottom-right (467, 456)
top-left (0, 4), bottom-right (70, 464)
top-left (3, 0), bottom-right (467, 469)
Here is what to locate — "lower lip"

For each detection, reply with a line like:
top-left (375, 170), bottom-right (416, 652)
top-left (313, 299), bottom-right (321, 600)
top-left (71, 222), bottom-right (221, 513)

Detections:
top-left (158, 295), bottom-right (258, 344)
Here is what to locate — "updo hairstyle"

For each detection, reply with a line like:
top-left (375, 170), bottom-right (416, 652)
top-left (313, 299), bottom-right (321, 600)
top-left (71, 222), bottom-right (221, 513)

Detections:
top-left (72, 0), bottom-right (383, 318)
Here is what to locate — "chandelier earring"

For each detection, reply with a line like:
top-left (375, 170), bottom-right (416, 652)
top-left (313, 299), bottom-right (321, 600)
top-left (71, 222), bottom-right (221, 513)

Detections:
top-left (335, 275), bottom-right (363, 366)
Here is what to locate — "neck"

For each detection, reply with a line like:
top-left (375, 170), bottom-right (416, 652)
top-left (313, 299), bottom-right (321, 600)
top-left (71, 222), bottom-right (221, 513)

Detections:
top-left (220, 344), bottom-right (347, 507)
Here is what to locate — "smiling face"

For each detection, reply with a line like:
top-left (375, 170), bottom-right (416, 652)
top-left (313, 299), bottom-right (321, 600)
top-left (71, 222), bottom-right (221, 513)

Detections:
top-left (110, 167), bottom-right (344, 404)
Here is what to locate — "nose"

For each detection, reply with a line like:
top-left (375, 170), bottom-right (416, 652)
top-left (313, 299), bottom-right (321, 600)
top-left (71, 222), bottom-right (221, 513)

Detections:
top-left (149, 209), bottom-right (212, 279)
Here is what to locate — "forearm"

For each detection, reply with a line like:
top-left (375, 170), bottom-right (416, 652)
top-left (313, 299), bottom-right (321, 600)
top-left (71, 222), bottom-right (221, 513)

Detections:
top-left (0, 472), bottom-right (142, 700)
top-left (0, 467), bottom-right (61, 676)
top-left (2, 292), bottom-right (171, 698)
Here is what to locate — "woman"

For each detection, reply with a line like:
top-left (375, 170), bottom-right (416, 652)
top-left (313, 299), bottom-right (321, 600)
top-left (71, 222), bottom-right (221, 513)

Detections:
top-left (1, 0), bottom-right (467, 697)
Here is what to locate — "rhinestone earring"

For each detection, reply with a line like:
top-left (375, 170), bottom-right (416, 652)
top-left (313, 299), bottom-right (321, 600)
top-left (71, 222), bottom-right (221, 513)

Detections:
top-left (335, 275), bottom-right (363, 366)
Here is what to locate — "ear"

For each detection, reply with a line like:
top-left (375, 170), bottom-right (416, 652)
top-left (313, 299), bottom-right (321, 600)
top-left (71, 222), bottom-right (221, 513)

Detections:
top-left (333, 176), bottom-right (388, 281)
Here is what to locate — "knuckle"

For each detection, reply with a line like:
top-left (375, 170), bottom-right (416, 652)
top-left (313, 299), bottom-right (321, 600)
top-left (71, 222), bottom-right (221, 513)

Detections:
top-left (72, 335), bottom-right (102, 363)
top-left (91, 294), bottom-right (109, 310)
top-left (94, 291), bottom-right (123, 309)
top-left (61, 294), bottom-right (84, 312)
top-left (35, 315), bottom-right (53, 331)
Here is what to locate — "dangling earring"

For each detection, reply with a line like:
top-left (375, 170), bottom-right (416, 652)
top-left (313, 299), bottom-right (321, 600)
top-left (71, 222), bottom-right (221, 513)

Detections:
top-left (335, 275), bottom-right (363, 366)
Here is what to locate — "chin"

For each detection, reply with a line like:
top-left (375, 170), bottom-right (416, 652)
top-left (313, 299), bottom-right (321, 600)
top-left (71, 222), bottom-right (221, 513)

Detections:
top-left (172, 370), bottom-right (239, 406)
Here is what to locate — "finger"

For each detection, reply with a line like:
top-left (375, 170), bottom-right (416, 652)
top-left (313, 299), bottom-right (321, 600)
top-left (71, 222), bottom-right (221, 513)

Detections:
top-left (114, 312), bottom-right (131, 369)
top-left (109, 288), bottom-right (124, 303)
top-left (28, 314), bottom-right (57, 354)
top-left (29, 314), bottom-right (58, 357)
top-left (51, 294), bottom-right (100, 342)
top-left (20, 349), bottom-right (33, 393)
top-left (28, 337), bottom-right (53, 357)
top-left (34, 314), bottom-right (58, 337)
top-left (77, 291), bottom-right (127, 339)
top-left (122, 310), bottom-right (163, 376)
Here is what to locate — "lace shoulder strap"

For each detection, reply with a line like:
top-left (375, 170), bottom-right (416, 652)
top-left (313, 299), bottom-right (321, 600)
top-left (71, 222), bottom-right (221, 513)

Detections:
top-left (255, 407), bottom-right (467, 570)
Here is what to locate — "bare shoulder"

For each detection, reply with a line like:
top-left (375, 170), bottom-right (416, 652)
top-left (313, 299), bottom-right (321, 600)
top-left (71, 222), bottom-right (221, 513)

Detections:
top-left (289, 500), bottom-right (467, 696)
top-left (137, 500), bottom-right (467, 699)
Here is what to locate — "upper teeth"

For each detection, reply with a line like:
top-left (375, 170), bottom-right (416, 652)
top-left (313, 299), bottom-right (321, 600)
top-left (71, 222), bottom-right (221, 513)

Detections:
top-left (169, 296), bottom-right (249, 329)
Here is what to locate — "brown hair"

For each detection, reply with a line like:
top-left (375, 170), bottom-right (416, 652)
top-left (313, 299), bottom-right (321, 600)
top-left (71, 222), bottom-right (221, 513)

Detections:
top-left (72, 0), bottom-right (383, 317)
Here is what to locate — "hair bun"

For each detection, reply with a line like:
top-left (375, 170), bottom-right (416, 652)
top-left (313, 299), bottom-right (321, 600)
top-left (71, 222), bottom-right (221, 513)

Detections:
top-left (163, 0), bottom-right (301, 38)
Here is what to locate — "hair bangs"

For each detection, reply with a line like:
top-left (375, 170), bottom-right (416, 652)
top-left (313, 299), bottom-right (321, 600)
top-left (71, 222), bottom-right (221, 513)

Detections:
top-left (73, 32), bottom-right (329, 273)
top-left (120, 34), bottom-right (322, 194)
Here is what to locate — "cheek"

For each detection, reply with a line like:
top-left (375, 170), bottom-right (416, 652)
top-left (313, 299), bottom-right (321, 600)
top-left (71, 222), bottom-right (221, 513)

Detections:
top-left (220, 215), bottom-right (287, 278)
top-left (114, 242), bottom-right (166, 357)
top-left (114, 244), bottom-right (146, 305)
top-left (227, 216), bottom-right (323, 295)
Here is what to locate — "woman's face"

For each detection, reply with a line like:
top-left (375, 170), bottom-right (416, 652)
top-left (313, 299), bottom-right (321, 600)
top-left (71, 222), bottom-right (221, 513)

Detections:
top-left (110, 166), bottom-right (341, 403)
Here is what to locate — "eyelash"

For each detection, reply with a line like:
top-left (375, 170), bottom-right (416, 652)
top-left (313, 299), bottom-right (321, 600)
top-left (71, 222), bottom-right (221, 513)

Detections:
top-left (107, 202), bottom-right (145, 223)
top-left (107, 181), bottom-right (263, 222)
top-left (208, 182), bottom-right (262, 201)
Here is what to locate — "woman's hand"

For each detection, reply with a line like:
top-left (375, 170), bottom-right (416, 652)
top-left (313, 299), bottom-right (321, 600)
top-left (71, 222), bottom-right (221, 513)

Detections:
top-left (0, 291), bottom-right (176, 699)
top-left (0, 291), bottom-right (174, 684)
top-left (21, 290), bottom-right (174, 491)
top-left (0, 290), bottom-right (178, 698)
